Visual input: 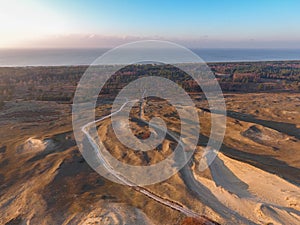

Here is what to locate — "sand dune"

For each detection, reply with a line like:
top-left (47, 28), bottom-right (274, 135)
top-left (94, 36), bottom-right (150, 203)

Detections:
top-left (1, 93), bottom-right (299, 224)
top-left (197, 151), bottom-right (300, 224)
top-left (17, 137), bottom-right (56, 154)
top-left (74, 202), bottom-right (153, 225)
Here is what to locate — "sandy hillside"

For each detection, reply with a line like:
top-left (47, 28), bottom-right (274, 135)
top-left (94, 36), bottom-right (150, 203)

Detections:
top-left (0, 93), bottom-right (299, 225)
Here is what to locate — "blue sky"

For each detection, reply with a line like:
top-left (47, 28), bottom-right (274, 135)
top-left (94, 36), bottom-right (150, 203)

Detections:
top-left (0, 0), bottom-right (300, 48)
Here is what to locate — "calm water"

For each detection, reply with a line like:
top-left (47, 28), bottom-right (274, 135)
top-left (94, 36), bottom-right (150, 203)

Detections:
top-left (0, 48), bottom-right (300, 66)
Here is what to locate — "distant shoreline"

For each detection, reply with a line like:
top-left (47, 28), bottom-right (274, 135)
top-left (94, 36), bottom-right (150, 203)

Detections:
top-left (1, 59), bottom-right (300, 68)
top-left (1, 48), bottom-right (300, 67)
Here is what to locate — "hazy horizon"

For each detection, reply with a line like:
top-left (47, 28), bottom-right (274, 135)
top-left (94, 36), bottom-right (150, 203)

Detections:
top-left (1, 48), bottom-right (300, 67)
top-left (1, 0), bottom-right (300, 49)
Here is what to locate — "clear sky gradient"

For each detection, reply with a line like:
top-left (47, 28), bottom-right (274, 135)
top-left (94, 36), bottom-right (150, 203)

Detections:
top-left (0, 0), bottom-right (299, 48)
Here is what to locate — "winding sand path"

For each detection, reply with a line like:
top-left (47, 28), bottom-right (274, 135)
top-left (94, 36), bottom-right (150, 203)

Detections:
top-left (82, 98), bottom-right (217, 224)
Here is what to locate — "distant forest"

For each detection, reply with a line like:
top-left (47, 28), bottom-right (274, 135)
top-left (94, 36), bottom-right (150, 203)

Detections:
top-left (0, 61), bottom-right (299, 107)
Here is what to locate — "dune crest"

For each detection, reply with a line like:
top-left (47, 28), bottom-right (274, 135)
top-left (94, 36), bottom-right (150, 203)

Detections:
top-left (196, 152), bottom-right (300, 224)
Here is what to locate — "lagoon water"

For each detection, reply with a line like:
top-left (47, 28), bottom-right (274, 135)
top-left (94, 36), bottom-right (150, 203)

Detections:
top-left (0, 48), bottom-right (300, 66)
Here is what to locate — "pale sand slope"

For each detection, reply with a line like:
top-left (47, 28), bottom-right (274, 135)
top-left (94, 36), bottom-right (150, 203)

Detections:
top-left (64, 202), bottom-right (153, 225)
top-left (17, 137), bottom-right (56, 154)
top-left (197, 151), bottom-right (300, 225)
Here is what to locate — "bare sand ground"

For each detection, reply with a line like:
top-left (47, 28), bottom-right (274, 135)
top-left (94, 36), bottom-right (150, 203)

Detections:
top-left (0, 93), bottom-right (299, 224)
